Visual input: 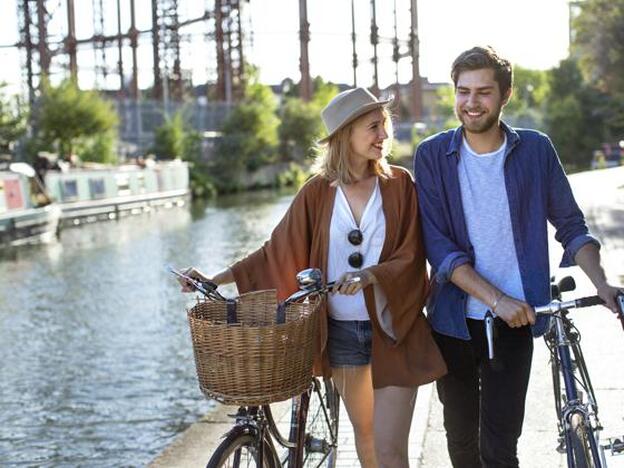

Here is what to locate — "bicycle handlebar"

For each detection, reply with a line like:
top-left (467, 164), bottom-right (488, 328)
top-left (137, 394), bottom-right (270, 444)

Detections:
top-left (485, 292), bottom-right (624, 362)
top-left (533, 295), bottom-right (606, 315)
top-left (168, 266), bottom-right (227, 301)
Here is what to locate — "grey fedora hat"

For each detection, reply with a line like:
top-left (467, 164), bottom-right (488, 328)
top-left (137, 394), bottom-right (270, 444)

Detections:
top-left (318, 87), bottom-right (392, 144)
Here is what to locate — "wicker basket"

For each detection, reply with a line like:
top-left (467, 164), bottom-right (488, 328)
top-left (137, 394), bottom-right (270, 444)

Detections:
top-left (187, 290), bottom-right (320, 406)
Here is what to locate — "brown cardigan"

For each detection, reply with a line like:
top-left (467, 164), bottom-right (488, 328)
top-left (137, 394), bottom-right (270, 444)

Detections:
top-left (230, 165), bottom-right (447, 388)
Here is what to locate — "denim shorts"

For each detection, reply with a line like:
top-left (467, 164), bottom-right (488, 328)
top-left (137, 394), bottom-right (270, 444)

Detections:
top-left (327, 317), bottom-right (372, 367)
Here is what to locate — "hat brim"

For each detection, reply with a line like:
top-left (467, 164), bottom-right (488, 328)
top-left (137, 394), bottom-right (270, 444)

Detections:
top-left (317, 97), bottom-right (393, 144)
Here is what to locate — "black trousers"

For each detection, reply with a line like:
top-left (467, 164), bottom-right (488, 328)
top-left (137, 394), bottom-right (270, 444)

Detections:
top-left (433, 319), bottom-right (533, 468)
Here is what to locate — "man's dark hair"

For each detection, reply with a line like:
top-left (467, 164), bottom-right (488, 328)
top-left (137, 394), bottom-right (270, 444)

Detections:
top-left (451, 46), bottom-right (513, 96)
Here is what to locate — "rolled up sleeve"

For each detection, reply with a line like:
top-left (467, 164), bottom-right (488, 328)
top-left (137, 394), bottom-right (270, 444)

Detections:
top-left (560, 234), bottom-right (601, 267)
top-left (436, 251), bottom-right (472, 283)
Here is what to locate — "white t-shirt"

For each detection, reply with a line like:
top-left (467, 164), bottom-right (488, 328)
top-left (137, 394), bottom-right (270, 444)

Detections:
top-left (327, 178), bottom-right (387, 321)
top-left (458, 136), bottom-right (526, 320)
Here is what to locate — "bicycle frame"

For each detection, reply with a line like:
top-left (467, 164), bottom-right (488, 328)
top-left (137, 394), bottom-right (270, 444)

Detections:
top-left (545, 312), bottom-right (604, 467)
top-left (216, 376), bottom-right (338, 468)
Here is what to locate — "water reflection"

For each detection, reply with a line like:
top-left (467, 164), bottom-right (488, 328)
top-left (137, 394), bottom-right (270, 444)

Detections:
top-left (0, 188), bottom-right (295, 466)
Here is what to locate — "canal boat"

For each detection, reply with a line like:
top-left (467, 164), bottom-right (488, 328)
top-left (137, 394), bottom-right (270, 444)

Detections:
top-left (43, 159), bottom-right (190, 226)
top-left (0, 162), bottom-right (61, 247)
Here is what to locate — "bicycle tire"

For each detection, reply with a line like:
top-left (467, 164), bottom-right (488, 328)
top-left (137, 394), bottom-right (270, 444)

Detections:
top-left (301, 378), bottom-right (341, 467)
top-left (206, 426), bottom-right (278, 468)
top-left (567, 413), bottom-right (597, 468)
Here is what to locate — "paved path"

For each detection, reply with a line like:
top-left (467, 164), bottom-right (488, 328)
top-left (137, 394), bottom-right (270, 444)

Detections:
top-left (150, 167), bottom-right (624, 467)
top-left (150, 382), bottom-right (433, 467)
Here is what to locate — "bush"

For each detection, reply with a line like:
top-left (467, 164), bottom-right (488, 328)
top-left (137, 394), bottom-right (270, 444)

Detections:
top-left (213, 80), bottom-right (280, 182)
top-left (76, 130), bottom-right (118, 164)
top-left (278, 98), bottom-right (323, 161)
top-left (276, 162), bottom-right (309, 188)
top-left (153, 112), bottom-right (185, 159)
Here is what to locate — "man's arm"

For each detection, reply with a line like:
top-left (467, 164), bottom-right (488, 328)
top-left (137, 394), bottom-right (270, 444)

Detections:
top-left (413, 144), bottom-right (471, 281)
top-left (574, 243), bottom-right (623, 314)
top-left (450, 264), bottom-right (536, 327)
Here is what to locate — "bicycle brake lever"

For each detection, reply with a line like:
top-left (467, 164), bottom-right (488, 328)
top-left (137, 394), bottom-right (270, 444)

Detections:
top-left (485, 310), bottom-right (495, 360)
top-left (616, 293), bottom-right (624, 331)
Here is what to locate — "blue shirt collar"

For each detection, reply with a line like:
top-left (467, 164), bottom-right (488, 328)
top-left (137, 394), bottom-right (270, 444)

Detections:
top-left (445, 120), bottom-right (520, 156)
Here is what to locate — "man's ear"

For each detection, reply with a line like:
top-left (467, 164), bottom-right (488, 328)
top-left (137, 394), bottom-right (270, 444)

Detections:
top-left (502, 88), bottom-right (513, 106)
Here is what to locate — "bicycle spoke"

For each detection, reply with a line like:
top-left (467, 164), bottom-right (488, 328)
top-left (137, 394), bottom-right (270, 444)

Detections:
top-left (301, 378), bottom-right (340, 468)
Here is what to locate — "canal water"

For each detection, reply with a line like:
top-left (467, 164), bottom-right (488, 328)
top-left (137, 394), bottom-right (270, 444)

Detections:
top-left (0, 189), bottom-right (295, 467)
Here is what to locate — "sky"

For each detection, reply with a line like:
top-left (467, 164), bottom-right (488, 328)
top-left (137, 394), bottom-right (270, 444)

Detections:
top-left (0, 0), bottom-right (572, 96)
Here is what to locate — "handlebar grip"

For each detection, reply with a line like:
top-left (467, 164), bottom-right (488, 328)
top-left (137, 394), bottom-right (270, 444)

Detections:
top-left (575, 296), bottom-right (605, 308)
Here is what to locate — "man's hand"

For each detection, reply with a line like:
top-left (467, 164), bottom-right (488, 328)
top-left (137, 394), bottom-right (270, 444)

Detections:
top-left (596, 282), bottom-right (624, 315)
top-left (494, 295), bottom-right (536, 328)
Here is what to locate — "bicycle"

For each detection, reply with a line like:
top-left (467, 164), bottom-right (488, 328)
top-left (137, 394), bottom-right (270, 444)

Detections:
top-left (484, 277), bottom-right (624, 467)
top-left (535, 277), bottom-right (624, 468)
top-left (172, 267), bottom-right (341, 468)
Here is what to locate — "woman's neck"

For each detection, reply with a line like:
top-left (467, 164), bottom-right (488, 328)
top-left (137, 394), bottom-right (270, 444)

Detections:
top-left (349, 159), bottom-right (371, 183)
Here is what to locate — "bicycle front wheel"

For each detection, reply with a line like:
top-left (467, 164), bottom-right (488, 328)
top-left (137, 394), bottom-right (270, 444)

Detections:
top-left (567, 413), bottom-right (599, 468)
top-left (207, 426), bottom-right (278, 468)
top-left (301, 378), bottom-right (341, 467)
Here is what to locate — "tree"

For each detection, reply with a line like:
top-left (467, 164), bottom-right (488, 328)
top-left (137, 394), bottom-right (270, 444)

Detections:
top-left (0, 84), bottom-right (27, 154)
top-left (153, 111), bottom-right (185, 159)
top-left (279, 98), bottom-right (323, 161)
top-left (504, 67), bottom-right (549, 129)
top-left (37, 79), bottom-right (118, 162)
top-left (212, 73), bottom-right (280, 190)
top-left (573, 0), bottom-right (624, 137)
top-left (544, 59), bottom-right (607, 168)
top-left (573, 0), bottom-right (624, 96)
top-left (278, 79), bottom-right (339, 162)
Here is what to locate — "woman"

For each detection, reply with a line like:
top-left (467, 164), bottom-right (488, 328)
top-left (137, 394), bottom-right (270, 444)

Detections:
top-left (181, 87), bottom-right (446, 467)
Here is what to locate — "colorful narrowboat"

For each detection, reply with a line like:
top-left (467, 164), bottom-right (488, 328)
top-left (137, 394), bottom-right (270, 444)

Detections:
top-left (44, 159), bottom-right (190, 226)
top-left (0, 163), bottom-right (61, 247)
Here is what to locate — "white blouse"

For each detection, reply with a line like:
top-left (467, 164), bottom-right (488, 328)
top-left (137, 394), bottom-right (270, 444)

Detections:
top-left (327, 178), bottom-right (387, 321)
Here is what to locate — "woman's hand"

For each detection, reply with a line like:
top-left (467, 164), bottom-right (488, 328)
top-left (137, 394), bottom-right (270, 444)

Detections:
top-left (333, 269), bottom-right (377, 296)
top-left (177, 266), bottom-right (210, 293)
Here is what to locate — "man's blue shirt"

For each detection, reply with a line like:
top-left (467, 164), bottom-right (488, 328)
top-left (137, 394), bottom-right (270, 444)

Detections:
top-left (413, 122), bottom-right (600, 339)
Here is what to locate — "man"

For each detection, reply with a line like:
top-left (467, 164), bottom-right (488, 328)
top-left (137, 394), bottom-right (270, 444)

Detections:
top-left (413, 45), bottom-right (622, 467)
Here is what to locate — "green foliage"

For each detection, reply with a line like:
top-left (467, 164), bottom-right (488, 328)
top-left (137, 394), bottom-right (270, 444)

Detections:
top-left (544, 59), bottom-right (606, 168)
top-left (153, 111), bottom-right (185, 159)
top-left (412, 125), bottom-right (442, 149)
top-left (433, 85), bottom-right (459, 129)
top-left (275, 162), bottom-right (309, 188)
top-left (504, 67), bottom-right (549, 129)
top-left (279, 98), bottom-right (324, 161)
top-left (181, 128), bottom-right (217, 198)
top-left (76, 130), bottom-right (118, 164)
top-left (277, 77), bottom-right (338, 162)
top-left (572, 0), bottom-right (624, 139)
top-left (573, 0), bottom-right (624, 97)
top-left (311, 77), bottom-right (339, 109)
top-left (37, 79), bottom-right (118, 161)
top-left (508, 67), bottom-right (549, 110)
top-left (213, 77), bottom-right (279, 190)
top-left (0, 84), bottom-right (27, 153)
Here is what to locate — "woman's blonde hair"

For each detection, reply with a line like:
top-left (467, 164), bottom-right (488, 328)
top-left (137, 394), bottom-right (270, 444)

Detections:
top-left (312, 106), bottom-right (394, 185)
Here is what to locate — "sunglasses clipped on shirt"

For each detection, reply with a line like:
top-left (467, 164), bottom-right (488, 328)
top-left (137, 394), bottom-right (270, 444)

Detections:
top-left (348, 228), bottom-right (363, 268)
